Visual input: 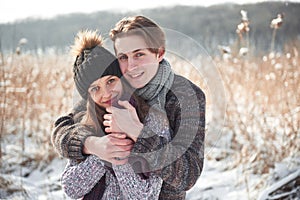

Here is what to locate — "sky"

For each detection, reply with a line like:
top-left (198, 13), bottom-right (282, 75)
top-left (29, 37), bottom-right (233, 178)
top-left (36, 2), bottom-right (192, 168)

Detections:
top-left (0, 0), bottom-right (298, 23)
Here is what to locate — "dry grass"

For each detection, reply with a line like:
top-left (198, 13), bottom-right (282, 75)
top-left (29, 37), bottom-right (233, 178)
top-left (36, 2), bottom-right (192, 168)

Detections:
top-left (170, 46), bottom-right (299, 197)
top-left (216, 49), bottom-right (299, 173)
top-left (1, 53), bottom-right (74, 166)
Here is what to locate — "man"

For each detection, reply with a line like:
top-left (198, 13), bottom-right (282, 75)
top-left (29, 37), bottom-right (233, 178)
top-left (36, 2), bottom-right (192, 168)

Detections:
top-left (52, 15), bottom-right (206, 199)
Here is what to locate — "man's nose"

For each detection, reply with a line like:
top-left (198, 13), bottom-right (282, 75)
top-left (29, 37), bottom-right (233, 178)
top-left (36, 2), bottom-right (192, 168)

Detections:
top-left (127, 57), bottom-right (137, 71)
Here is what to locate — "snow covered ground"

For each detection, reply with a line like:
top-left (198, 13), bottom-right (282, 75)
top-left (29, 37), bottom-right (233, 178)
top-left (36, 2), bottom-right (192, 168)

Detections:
top-left (2, 155), bottom-right (254, 200)
top-left (0, 116), bottom-right (299, 200)
top-left (1, 142), bottom-right (299, 200)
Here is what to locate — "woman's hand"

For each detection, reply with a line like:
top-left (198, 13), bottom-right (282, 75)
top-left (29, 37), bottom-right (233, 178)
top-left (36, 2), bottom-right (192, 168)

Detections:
top-left (83, 133), bottom-right (134, 165)
top-left (103, 100), bottom-right (143, 142)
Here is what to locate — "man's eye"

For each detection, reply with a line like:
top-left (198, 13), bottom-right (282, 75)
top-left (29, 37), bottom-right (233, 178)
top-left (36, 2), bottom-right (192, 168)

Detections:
top-left (136, 53), bottom-right (144, 57)
top-left (118, 55), bottom-right (127, 61)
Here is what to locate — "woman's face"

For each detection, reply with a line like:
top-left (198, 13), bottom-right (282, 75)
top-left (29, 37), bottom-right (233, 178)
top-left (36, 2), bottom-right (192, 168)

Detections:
top-left (88, 75), bottom-right (123, 108)
top-left (114, 35), bottom-right (164, 89)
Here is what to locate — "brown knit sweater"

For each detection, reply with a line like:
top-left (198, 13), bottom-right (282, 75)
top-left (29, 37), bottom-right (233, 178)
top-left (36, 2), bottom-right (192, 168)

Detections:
top-left (52, 74), bottom-right (206, 199)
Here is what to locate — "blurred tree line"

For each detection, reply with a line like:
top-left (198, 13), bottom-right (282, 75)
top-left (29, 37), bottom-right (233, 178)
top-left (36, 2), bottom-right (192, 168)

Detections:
top-left (0, 2), bottom-right (299, 56)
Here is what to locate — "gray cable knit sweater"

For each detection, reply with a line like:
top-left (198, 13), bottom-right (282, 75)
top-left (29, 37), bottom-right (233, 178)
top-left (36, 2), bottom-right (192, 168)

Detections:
top-left (62, 155), bottom-right (162, 199)
top-left (52, 74), bottom-right (206, 199)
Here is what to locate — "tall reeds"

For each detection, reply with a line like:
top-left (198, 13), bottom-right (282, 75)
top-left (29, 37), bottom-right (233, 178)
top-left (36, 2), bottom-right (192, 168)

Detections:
top-left (216, 46), bottom-right (299, 196)
top-left (1, 51), bottom-right (73, 171)
top-left (236, 10), bottom-right (250, 56)
top-left (270, 13), bottom-right (284, 53)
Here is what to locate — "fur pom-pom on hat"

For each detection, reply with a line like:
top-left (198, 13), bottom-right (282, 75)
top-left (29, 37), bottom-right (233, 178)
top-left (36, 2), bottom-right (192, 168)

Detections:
top-left (72, 30), bottom-right (122, 100)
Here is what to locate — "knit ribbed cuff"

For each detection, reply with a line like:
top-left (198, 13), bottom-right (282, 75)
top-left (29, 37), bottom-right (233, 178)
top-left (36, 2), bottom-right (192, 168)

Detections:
top-left (68, 126), bottom-right (97, 160)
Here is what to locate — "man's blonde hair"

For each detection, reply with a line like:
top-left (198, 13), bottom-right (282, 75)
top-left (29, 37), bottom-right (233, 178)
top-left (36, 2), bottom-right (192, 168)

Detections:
top-left (110, 16), bottom-right (165, 55)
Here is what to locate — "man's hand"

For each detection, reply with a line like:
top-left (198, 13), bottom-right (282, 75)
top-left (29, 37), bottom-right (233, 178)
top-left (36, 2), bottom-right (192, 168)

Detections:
top-left (103, 100), bottom-right (143, 142)
top-left (83, 133), bottom-right (134, 165)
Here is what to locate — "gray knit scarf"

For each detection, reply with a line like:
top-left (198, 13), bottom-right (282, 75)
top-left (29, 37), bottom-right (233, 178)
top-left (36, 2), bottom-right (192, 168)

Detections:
top-left (135, 59), bottom-right (174, 140)
top-left (135, 59), bottom-right (174, 107)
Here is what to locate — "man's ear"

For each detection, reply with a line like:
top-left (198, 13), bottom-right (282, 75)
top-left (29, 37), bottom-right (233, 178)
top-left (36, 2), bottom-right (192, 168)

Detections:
top-left (157, 47), bottom-right (165, 62)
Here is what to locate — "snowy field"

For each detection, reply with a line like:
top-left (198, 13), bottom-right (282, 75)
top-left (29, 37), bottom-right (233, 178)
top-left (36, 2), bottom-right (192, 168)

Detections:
top-left (1, 51), bottom-right (299, 199)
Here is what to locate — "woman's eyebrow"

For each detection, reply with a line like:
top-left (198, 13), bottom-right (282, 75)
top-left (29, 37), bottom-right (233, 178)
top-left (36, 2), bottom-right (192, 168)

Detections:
top-left (88, 84), bottom-right (97, 89)
top-left (103, 75), bottom-right (113, 81)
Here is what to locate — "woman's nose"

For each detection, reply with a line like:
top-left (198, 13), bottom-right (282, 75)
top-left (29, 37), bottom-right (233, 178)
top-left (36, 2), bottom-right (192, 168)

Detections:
top-left (102, 87), bottom-right (112, 98)
top-left (93, 87), bottom-right (111, 102)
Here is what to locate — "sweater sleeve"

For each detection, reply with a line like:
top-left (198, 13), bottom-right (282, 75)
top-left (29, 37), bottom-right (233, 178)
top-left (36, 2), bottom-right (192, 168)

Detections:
top-left (51, 99), bottom-right (98, 160)
top-left (132, 106), bottom-right (171, 154)
top-left (132, 77), bottom-right (206, 195)
top-left (61, 155), bottom-right (106, 199)
top-left (113, 163), bottom-right (162, 199)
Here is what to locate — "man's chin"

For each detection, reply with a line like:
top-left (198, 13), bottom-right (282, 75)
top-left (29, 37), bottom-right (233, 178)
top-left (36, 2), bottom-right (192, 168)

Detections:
top-left (129, 81), bottom-right (145, 89)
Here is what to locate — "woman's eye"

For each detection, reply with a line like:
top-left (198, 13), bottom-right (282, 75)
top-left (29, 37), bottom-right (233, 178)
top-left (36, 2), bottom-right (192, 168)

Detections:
top-left (107, 78), bottom-right (115, 85)
top-left (90, 86), bottom-right (99, 93)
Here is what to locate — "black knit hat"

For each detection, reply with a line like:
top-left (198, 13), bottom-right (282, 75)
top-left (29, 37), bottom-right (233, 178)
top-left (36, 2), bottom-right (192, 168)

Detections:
top-left (73, 46), bottom-right (122, 99)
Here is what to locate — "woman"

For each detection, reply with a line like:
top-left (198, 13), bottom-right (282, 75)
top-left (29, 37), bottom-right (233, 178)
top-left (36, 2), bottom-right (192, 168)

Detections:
top-left (61, 30), bottom-right (165, 199)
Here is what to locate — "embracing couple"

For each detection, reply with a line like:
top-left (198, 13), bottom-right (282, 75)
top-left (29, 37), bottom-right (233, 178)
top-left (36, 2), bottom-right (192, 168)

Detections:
top-left (52, 15), bottom-right (206, 200)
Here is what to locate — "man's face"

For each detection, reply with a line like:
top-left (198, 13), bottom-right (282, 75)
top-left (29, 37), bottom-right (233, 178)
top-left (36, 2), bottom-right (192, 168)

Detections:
top-left (114, 35), bottom-right (163, 89)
